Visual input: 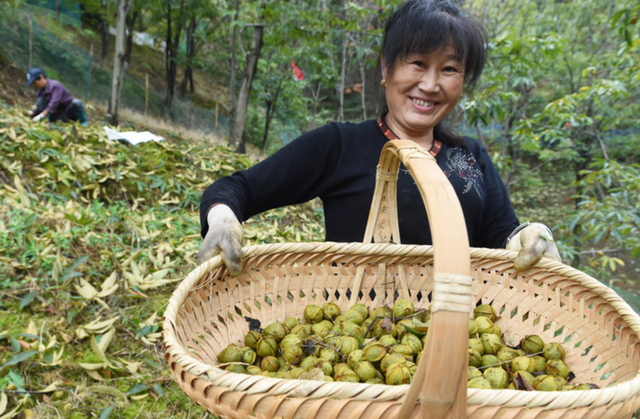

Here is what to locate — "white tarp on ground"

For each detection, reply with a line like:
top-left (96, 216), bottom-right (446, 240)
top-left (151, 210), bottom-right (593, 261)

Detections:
top-left (104, 126), bottom-right (164, 146)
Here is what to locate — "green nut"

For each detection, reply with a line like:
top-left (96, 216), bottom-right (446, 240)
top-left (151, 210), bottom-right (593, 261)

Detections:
top-left (392, 299), bottom-right (415, 319)
top-left (483, 367), bottom-right (509, 389)
top-left (312, 321), bottom-right (332, 335)
top-left (247, 365), bottom-right (263, 375)
top-left (261, 356), bottom-right (280, 373)
top-left (347, 349), bottom-right (365, 369)
top-left (280, 334), bottom-right (303, 349)
top-left (391, 344), bottom-right (414, 361)
top-left (385, 362), bottom-right (412, 385)
top-left (337, 336), bottom-right (359, 356)
top-left (396, 319), bottom-right (415, 336)
top-left (282, 345), bottom-right (303, 364)
top-left (343, 309), bottom-right (365, 326)
top-left (364, 378), bottom-right (384, 384)
top-left (322, 302), bottom-right (341, 320)
top-left (514, 370), bottom-right (535, 386)
top-left (535, 375), bottom-right (558, 391)
top-left (475, 317), bottom-right (494, 335)
top-left (474, 304), bottom-right (497, 322)
top-left (371, 307), bottom-right (393, 320)
top-left (469, 349), bottom-right (482, 368)
top-left (511, 356), bottom-right (536, 373)
top-left (350, 303), bottom-right (370, 321)
top-left (481, 333), bottom-right (502, 355)
top-left (401, 333), bottom-right (423, 355)
top-left (521, 335), bottom-right (544, 354)
top-left (379, 335), bottom-right (397, 347)
top-left (319, 347), bottom-right (339, 364)
top-left (240, 347), bottom-right (257, 365)
top-left (496, 347), bottom-right (519, 368)
top-left (467, 377), bottom-right (492, 389)
top-left (291, 325), bottom-right (312, 339)
top-left (218, 344), bottom-right (241, 363)
top-left (263, 323), bottom-right (286, 342)
top-left (469, 319), bottom-right (479, 338)
top-left (339, 320), bottom-right (364, 340)
top-left (284, 316), bottom-right (300, 331)
top-left (480, 354), bottom-right (499, 369)
top-left (532, 355), bottom-right (547, 372)
top-left (354, 361), bottom-right (377, 381)
top-left (381, 353), bottom-right (406, 373)
top-left (468, 366), bottom-right (483, 381)
top-left (256, 336), bottom-right (278, 357)
top-left (469, 338), bottom-right (485, 355)
top-left (299, 356), bottom-right (319, 371)
top-left (244, 331), bottom-right (262, 350)
top-left (304, 305), bottom-right (325, 324)
top-left (226, 364), bottom-right (248, 374)
top-left (546, 359), bottom-right (570, 378)
top-left (543, 343), bottom-right (566, 361)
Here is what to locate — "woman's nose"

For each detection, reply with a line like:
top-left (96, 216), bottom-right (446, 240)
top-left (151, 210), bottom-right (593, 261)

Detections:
top-left (419, 69), bottom-right (441, 92)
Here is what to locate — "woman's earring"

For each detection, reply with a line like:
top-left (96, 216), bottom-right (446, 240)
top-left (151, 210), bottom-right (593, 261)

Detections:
top-left (380, 79), bottom-right (386, 88)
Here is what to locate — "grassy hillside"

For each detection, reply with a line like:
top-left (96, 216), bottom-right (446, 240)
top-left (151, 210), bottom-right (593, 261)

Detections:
top-left (0, 98), bottom-right (638, 418)
top-left (0, 103), bottom-right (323, 418)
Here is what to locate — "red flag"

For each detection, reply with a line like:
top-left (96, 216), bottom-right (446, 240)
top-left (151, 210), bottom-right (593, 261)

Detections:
top-left (291, 60), bottom-right (304, 81)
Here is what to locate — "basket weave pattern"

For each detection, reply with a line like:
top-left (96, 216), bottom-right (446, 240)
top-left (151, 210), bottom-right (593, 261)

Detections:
top-left (164, 244), bottom-right (640, 418)
top-left (164, 141), bottom-right (640, 418)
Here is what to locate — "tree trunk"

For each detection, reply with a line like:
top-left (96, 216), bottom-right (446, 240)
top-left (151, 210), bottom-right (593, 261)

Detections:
top-left (99, 10), bottom-right (108, 65)
top-left (335, 36), bottom-right (347, 122)
top-left (180, 17), bottom-right (197, 97)
top-left (230, 24), bottom-right (264, 153)
top-left (311, 83), bottom-right (321, 130)
top-left (164, 0), bottom-right (185, 113)
top-left (164, 2), bottom-right (173, 112)
top-left (229, 0), bottom-right (240, 125)
top-left (124, 10), bottom-right (139, 69)
top-left (55, 0), bottom-right (61, 20)
top-left (262, 78), bottom-right (284, 152)
top-left (108, 0), bottom-right (133, 126)
top-left (360, 58), bottom-right (366, 121)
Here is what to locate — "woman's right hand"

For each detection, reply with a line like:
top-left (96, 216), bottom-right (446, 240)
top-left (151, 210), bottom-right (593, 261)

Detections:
top-left (197, 204), bottom-right (244, 276)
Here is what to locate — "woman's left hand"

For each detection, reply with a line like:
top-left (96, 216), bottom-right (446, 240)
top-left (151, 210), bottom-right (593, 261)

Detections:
top-left (506, 223), bottom-right (562, 271)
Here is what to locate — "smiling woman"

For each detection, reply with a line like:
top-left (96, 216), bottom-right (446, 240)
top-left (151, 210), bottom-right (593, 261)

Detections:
top-left (380, 0), bottom-right (487, 149)
top-left (197, 0), bottom-right (561, 276)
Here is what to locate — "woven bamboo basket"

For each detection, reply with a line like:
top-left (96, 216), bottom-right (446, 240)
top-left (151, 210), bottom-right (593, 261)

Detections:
top-left (164, 140), bottom-right (640, 419)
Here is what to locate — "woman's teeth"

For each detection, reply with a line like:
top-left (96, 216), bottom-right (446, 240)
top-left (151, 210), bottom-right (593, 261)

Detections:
top-left (412, 98), bottom-right (434, 107)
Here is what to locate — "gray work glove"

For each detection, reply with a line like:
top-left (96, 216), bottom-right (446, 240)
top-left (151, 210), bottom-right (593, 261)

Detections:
top-left (197, 204), bottom-right (244, 276)
top-left (506, 223), bottom-right (562, 271)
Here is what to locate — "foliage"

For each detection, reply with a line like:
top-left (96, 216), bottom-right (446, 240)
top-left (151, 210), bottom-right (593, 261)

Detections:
top-left (463, 0), bottom-right (640, 277)
top-left (0, 105), bottom-right (324, 418)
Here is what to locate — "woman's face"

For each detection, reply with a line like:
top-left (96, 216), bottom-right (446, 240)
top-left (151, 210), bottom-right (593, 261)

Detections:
top-left (382, 44), bottom-right (465, 141)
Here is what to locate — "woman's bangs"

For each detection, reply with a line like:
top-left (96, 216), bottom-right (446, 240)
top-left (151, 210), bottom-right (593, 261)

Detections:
top-left (403, 12), bottom-right (467, 64)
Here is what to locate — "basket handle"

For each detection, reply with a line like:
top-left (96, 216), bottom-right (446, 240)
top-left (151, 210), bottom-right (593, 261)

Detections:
top-left (363, 140), bottom-right (472, 419)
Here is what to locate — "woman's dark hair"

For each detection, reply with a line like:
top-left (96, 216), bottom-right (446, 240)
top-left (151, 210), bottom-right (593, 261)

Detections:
top-left (381, 0), bottom-right (488, 146)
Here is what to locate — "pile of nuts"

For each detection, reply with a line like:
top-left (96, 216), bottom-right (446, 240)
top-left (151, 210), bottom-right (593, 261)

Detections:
top-left (216, 301), bottom-right (598, 390)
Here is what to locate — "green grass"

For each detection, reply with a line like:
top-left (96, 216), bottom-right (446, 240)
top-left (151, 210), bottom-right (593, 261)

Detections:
top-left (0, 103), bottom-right (324, 418)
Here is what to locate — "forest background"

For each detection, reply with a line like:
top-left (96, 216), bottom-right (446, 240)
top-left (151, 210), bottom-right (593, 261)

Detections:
top-left (0, 0), bottom-right (639, 417)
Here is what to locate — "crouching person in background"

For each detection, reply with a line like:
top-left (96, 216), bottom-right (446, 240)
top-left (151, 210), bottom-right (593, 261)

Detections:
top-left (26, 68), bottom-right (88, 127)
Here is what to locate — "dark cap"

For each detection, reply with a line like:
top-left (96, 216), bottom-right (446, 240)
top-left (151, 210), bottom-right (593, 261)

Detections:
top-left (26, 68), bottom-right (45, 86)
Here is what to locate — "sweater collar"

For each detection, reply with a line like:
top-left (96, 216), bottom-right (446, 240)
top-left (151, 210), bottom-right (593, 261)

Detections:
top-left (376, 117), bottom-right (441, 157)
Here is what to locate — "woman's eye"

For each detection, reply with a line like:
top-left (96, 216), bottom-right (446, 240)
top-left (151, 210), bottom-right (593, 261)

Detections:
top-left (412, 61), bottom-right (425, 68)
top-left (444, 66), bottom-right (460, 72)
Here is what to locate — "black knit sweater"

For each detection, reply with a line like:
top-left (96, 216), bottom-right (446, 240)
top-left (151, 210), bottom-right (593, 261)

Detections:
top-left (200, 120), bottom-right (519, 248)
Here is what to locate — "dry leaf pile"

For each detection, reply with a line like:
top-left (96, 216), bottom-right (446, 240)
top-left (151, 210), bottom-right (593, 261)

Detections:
top-left (0, 105), bottom-right (324, 418)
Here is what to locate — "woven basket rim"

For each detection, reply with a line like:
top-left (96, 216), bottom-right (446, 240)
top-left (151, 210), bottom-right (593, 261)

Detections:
top-left (163, 241), bottom-right (640, 409)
